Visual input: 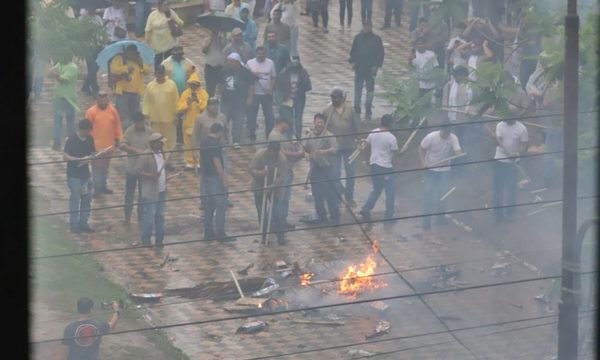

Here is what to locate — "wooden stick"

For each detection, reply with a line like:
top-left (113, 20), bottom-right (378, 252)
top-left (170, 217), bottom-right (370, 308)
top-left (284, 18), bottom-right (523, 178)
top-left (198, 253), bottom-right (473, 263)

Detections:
top-left (542, 201), bottom-right (563, 208)
top-left (428, 153), bottom-right (467, 167)
top-left (530, 188), bottom-right (548, 194)
top-left (229, 269), bottom-right (245, 298)
top-left (259, 166), bottom-right (268, 244)
top-left (440, 186), bottom-right (457, 202)
top-left (265, 167), bottom-right (278, 246)
top-left (399, 117), bottom-right (427, 154)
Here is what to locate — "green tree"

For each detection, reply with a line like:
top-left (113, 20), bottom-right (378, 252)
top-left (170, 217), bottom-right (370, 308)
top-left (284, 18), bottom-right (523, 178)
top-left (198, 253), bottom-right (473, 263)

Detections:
top-left (29, 0), bottom-right (108, 64)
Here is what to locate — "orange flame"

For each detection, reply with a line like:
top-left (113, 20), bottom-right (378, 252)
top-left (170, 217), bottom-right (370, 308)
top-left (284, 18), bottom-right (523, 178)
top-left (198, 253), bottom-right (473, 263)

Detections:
top-left (299, 272), bottom-right (314, 286)
top-left (338, 240), bottom-right (386, 297)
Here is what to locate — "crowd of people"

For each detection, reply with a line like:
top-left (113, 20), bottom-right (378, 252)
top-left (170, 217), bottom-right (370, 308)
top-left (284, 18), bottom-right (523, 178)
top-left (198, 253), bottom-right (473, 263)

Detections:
top-left (37, 0), bottom-right (561, 250)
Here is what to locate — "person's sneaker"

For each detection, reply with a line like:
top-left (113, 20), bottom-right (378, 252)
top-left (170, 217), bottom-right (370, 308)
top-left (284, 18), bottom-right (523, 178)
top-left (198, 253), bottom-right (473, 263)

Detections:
top-left (79, 225), bottom-right (95, 233)
top-left (233, 143), bottom-right (241, 149)
top-left (217, 234), bottom-right (236, 242)
top-left (101, 187), bottom-right (114, 194)
top-left (359, 209), bottom-right (371, 222)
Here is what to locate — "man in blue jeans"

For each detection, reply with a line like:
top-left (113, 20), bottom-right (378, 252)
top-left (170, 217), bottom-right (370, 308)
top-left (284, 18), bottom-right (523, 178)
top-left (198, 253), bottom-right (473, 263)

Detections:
top-left (135, 0), bottom-right (157, 38)
top-left (136, 132), bottom-right (169, 247)
top-left (359, 115), bottom-right (399, 222)
top-left (349, 22), bottom-right (384, 121)
top-left (419, 119), bottom-right (462, 230)
top-left (200, 123), bottom-right (236, 242)
top-left (63, 119), bottom-right (96, 234)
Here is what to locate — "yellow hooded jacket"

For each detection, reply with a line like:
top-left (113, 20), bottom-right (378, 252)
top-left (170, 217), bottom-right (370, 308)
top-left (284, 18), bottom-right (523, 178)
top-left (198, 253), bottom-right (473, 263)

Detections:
top-left (177, 72), bottom-right (209, 135)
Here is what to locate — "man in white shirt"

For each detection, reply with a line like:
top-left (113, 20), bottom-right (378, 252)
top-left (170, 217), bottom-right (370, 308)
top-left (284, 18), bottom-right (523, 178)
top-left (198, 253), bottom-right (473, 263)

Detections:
top-left (359, 114), bottom-right (399, 222)
top-left (442, 65), bottom-right (471, 143)
top-left (246, 46), bottom-right (276, 141)
top-left (419, 118), bottom-right (462, 230)
top-left (409, 38), bottom-right (438, 100)
top-left (103, 0), bottom-right (129, 42)
top-left (493, 119), bottom-right (528, 223)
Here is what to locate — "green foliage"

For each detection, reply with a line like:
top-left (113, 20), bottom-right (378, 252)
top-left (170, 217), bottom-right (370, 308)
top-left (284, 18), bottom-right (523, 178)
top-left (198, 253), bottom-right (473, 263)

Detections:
top-left (378, 59), bottom-right (447, 123)
top-left (29, 0), bottom-right (108, 64)
top-left (429, 0), bottom-right (467, 29)
top-left (468, 62), bottom-right (517, 117)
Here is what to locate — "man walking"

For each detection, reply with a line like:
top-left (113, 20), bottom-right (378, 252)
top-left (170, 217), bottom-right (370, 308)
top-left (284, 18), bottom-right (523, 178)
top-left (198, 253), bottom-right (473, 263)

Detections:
top-left (247, 46), bottom-right (277, 141)
top-left (493, 118), bottom-right (528, 223)
top-left (303, 113), bottom-right (340, 225)
top-left (264, 8), bottom-right (291, 49)
top-left (382, 0), bottom-right (402, 29)
top-left (275, 56), bottom-right (312, 140)
top-left (200, 123), bottom-right (236, 242)
top-left (63, 119), bottom-right (96, 234)
top-left (418, 119), bottom-right (462, 230)
top-left (49, 55), bottom-right (79, 151)
top-left (217, 53), bottom-right (255, 147)
top-left (249, 141), bottom-right (289, 245)
top-left (268, 119), bottom-right (304, 229)
top-left (223, 28), bottom-right (254, 64)
top-left (349, 21), bottom-right (384, 121)
top-left (59, 298), bottom-right (120, 360)
top-left (202, 29), bottom-right (227, 97)
top-left (142, 65), bottom-right (180, 154)
top-left (119, 112), bottom-right (154, 227)
top-left (360, 0), bottom-right (372, 25)
top-left (85, 92), bottom-right (123, 198)
top-left (110, 45), bottom-right (152, 129)
top-left (339, 0), bottom-right (352, 28)
top-left (323, 87), bottom-right (360, 207)
top-left (136, 132), bottom-right (169, 247)
top-left (265, 30), bottom-right (290, 74)
top-left (359, 114), bottom-right (398, 222)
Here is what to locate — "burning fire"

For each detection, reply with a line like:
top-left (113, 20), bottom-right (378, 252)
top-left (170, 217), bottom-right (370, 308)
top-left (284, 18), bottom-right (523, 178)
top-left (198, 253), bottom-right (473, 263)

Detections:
top-left (339, 240), bottom-right (386, 297)
top-left (299, 272), bottom-right (315, 286)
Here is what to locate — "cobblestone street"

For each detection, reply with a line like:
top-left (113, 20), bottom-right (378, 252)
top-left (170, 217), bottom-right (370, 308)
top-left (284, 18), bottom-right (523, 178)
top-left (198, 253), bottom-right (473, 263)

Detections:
top-left (29, 2), bottom-right (596, 359)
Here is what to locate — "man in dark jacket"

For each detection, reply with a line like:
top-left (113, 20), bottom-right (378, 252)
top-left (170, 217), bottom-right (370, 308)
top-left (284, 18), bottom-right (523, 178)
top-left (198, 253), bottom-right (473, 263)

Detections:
top-left (274, 55), bottom-right (312, 139)
top-left (349, 21), bottom-right (384, 121)
top-left (266, 30), bottom-right (290, 74)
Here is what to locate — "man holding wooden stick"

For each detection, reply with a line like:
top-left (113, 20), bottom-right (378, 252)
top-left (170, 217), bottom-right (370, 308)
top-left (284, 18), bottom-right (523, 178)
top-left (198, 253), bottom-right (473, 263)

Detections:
top-left (418, 118), bottom-right (462, 230)
top-left (249, 141), bottom-right (288, 245)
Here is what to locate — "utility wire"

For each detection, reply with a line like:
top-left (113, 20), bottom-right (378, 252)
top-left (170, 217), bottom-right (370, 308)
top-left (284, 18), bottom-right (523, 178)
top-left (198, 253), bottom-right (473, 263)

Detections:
top-left (32, 195), bottom-right (597, 260)
top-left (244, 310), bottom-right (597, 360)
top-left (31, 271), bottom-right (597, 345)
top-left (27, 109), bottom-right (598, 166)
top-left (29, 145), bottom-right (598, 218)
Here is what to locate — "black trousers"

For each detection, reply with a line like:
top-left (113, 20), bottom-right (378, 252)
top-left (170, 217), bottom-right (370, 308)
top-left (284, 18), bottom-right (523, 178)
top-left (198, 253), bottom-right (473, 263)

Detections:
top-left (384, 0), bottom-right (403, 27)
top-left (312, 9), bottom-right (329, 27)
top-left (204, 64), bottom-right (222, 97)
top-left (360, 0), bottom-right (372, 24)
top-left (339, 0), bottom-right (353, 25)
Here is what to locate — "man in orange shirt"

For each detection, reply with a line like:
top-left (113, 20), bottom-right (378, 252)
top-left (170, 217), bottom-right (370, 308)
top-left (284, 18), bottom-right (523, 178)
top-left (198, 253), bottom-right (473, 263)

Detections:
top-left (85, 92), bottom-right (123, 198)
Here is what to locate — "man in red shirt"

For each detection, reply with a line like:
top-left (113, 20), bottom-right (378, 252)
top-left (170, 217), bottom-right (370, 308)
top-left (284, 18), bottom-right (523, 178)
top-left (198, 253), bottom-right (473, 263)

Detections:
top-left (85, 92), bottom-right (123, 198)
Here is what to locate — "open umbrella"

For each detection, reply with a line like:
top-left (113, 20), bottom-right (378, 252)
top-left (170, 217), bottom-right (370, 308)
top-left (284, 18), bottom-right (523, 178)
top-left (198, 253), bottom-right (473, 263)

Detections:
top-left (196, 12), bottom-right (245, 33)
top-left (95, 40), bottom-right (154, 73)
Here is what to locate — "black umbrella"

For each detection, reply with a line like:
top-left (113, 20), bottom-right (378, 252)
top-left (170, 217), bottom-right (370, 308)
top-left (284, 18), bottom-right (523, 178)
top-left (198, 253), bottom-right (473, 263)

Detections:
top-left (196, 12), bottom-right (245, 33)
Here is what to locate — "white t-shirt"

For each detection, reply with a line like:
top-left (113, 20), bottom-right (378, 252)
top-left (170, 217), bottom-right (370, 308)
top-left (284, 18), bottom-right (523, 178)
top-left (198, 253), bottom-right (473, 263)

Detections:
top-left (495, 121), bottom-right (528, 163)
top-left (420, 131), bottom-right (461, 172)
top-left (103, 7), bottom-right (128, 42)
top-left (447, 79), bottom-right (471, 122)
top-left (154, 153), bottom-right (166, 192)
top-left (208, 0), bottom-right (226, 11)
top-left (246, 58), bottom-right (276, 95)
top-left (447, 36), bottom-right (467, 69)
top-left (412, 50), bottom-right (438, 90)
top-left (467, 55), bottom-right (479, 82)
top-left (366, 128), bottom-right (398, 168)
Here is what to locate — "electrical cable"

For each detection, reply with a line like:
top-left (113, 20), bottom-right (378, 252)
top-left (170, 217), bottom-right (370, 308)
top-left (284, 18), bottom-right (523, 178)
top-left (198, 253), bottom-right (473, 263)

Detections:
top-left (29, 145), bottom-right (598, 218)
top-left (31, 195), bottom-right (597, 260)
top-left (31, 271), bottom-right (597, 345)
top-left (27, 109), bottom-right (598, 166)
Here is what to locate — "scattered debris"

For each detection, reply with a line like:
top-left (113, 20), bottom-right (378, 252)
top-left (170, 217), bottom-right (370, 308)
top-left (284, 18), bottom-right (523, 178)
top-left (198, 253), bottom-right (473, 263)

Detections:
top-left (237, 263), bottom-right (254, 276)
top-left (223, 305), bottom-right (265, 315)
top-left (251, 278), bottom-right (281, 297)
top-left (290, 319), bottom-right (345, 326)
top-left (370, 301), bottom-right (389, 312)
top-left (365, 320), bottom-right (391, 339)
top-left (345, 349), bottom-right (378, 359)
top-left (509, 302), bottom-right (523, 309)
top-left (236, 321), bottom-right (268, 334)
top-left (491, 262), bottom-right (511, 276)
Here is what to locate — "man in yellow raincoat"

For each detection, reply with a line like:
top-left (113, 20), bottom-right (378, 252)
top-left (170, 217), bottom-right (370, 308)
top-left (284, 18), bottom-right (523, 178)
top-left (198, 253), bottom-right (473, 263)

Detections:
top-left (177, 72), bottom-right (209, 169)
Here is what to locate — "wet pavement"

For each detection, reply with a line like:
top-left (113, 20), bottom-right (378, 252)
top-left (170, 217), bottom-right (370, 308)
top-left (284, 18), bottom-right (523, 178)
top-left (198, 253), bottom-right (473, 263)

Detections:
top-left (29, 2), bottom-right (597, 359)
